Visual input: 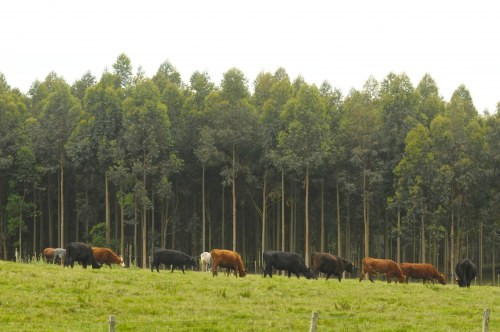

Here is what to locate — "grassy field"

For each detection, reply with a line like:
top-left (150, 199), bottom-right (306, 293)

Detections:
top-left (0, 260), bottom-right (498, 331)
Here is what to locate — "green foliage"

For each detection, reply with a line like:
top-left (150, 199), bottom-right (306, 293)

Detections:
top-left (89, 222), bottom-right (106, 247)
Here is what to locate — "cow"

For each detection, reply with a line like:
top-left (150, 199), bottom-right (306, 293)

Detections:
top-left (311, 252), bottom-right (354, 281)
top-left (263, 250), bottom-right (312, 279)
top-left (400, 263), bottom-right (446, 285)
top-left (200, 252), bottom-right (211, 272)
top-left (359, 257), bottom-right (405, 283)
top-left (210, 249), bottom-right (246, 278)
top-left (53, 248), bottom-right (66, 265)
top-left (64, 242), bottom-right (101, 269)
top-left (455, 258), bottom-right (477, 288)
top-left (92, 247), bottom-right (125, 268)
top-left (151, 248), bottom-right (199, 273)
top-left (43, 248), bottom-right (55, 263)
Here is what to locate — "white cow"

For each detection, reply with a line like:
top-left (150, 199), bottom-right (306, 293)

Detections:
top-left (200, 252), bottom-right (211, 272)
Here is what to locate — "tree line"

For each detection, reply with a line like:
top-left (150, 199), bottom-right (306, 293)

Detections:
top-left (0, 54), bottom-right (498, 284)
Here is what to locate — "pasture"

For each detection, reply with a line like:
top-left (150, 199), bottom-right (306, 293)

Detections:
top-left (0, 260), bottom-right (498, 331)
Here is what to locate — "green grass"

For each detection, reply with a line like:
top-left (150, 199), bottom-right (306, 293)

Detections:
top-left (0, 261), bottom-right (498, 331)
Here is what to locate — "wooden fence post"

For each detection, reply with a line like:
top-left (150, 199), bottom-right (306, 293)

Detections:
top-left (309, 311), bottom-right (318, 332)
top-left (482, 308), bottom-right (490, 332)
top-left (109, 315), bottom-right (116, 332)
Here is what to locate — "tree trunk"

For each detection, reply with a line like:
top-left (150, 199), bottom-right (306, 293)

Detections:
top-left (60, 153), bottom-right (64, 248)
top-left (221, 184), bottom-right (225, 249)
top-left (320, 178), bottom-right (325, 253)
top-left (142, 152), bottom-right (147, 268)
top-left (492, 237), bottom-right (496, 286)
top-left (281, 170), bottom-right (285, 253)
top-left (120, 202), bottom-right (124, 256)
top-left (450, 183), bottom-right (455, 284)
top-left (384, 208), bottom-right (389, 259)
top-left (479, 221), bottom-right (483, 285)
top-left (363, 170), bottom-right (369, 259)
top-left (151, 186), bottom-right (155, 257)
top-left (305, 167), bottom-right (310, 267)
top-left (33, 187), bottom-right (37, 256)
top-left (105, 171), bottom-right (110, 246)
top-left (397, 206), bottom-right (401, 264)
top-left (421, 201), bottom-right (425, 263)
top-left (134, 201), bottom-right (138, 265)
top-left (202, 165), bottom-right (206, 252)
top-left (336, 179), bottom-right (341, 257)
top-left (345, 192), bottom-right (351, 261)
top-left (232, 143), bottom-right (237, 252)
top-left (261, 171), bottom-right (267, 255)
top-left (48, 174), bottom-right (53, 247)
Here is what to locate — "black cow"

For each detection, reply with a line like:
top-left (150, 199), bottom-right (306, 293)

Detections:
top-left (151, 248), bottom-right (199, 273)
top-left (311, 252), bottom-right (354, 282)
top-left (455, 258), bottom-right (477, 288)
top-left (263, 250), bottom-right (312, 279)
top-left (64, 242), bottom-right (101, 269)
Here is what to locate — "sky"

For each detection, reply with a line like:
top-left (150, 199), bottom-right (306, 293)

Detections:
top-left (1, 0), bottom-right (499, 113)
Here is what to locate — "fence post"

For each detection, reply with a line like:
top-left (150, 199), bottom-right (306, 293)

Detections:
top-left (109, 315), bottom-right (116, 332)
top-left (309, 311), bottom-right (318, 332)
top-left (482, 308), bottom-right (490, 332)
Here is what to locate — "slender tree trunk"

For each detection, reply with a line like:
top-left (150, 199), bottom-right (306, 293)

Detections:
top-left (151, 186), bottom-right (155, 256)
top-left (202, 165), bottom-right (206, 252)
top-left (305, 167), bottom-right (310, 267)
top-left (281, 170), bottom-right (285, 253)
top-left (450, 183), bottom-right (455, 284)
top-left (134, 200), bottom-right (138, 265)
top-left (492, 237), bottom-right (496, 286)
top-left (384, 208), bottom-right (389, 259)
top-left (48, 174), bottom-right (53, 247)
top-left (221, 184), bottom-right (225, 249)
top-left (479, 221), bottom-right (483, 285)
top-left (105, 171), bottom-right (110, 246)
top-left (363, 170), bottom-right (369, 259)
top-left (75, 183), bottom-right (79, 242)
top-left (232, 143), bottom-right (236, 252)
top-left (60, 154), bottom-right (64, 248)
top-left (33, 187), bottom-right (37, 256)
top-left (120, 202), bottom-right (124, 256)
top-left (289, 187), bottom-right (293, 253)
top-left (336, 179), bottom-right (341, 257)
top-left (276, 199), bottom-right (279, 251)
top-left (397, 206), bottom-right (401, 264)
top-left (345, 192), bottom-right (351, 261)
top-left (261, 171), bottom-right (267, 255)
top-left (142, 152), bottom-right (147, 268)
top-left (320, 178), bottom-right (325, 253)
top-left (421, 201), bottom-right (425, 263)
top-left (85, 186), bottom-right (89, 240)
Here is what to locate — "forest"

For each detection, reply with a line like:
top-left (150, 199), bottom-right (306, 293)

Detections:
top-left (0, 54), bottom-right (498, 284)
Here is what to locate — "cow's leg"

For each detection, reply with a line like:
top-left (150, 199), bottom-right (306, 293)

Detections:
top-left (359, 270), bottom-right (365, 282)
top-left (171, 265), bottom-right (175, 273)
top-left (181, 265), bottom-right (185, 274)
top-left (212, 263), bottom-right (217, 277)
top-left (368, 273), bottom-right (375, 283)
top-left (287, 270), bottom-right (291, 278)
top-left (326, 273), bottom-right (331, 280)
top-left (338, 274), bottom-right (342, 282)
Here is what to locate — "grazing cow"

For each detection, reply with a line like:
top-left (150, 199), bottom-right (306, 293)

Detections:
top-left (43, 248), bottom-right (55, 263)
top-left (92, 247), bottom-right (125, 268)
top-left (455, 258), bottom-right (477, 288)
top-left (64, 242), bottom-right (101, 269)
top-left (211, 249), bottom-right (246, 278)
top-left (200, 252), bottom-right (211, 272)
top-left (400, 263), bottom-right (446, 285)
top-left (53, 248), bottom-right (66, 265)
top-left (359, 257), bottom-right (405, 283)
top-left (263, 250), bottom-right (312, 279)
top-left (311, 252), bottom-right (354, 281)
top-left (151, 248), bottom-right (199, 273)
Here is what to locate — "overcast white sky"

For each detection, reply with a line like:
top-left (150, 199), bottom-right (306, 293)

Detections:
top-left (1, 0), bottom-right (499, 112)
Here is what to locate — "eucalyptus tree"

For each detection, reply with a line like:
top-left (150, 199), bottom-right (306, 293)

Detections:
top-left (395, 124), bottom-right (436, 263)
top-left (30, 74), bottom-right (81, 248)
top-left (71, 71), bottom-right (96, 102)
top-left (0, 76), bottom-right (29, 258)
top-left (320, 81), bottom-right (343, 254)
top-left (416, 74), bottom-right (445, 126)
top-left (430, 84), bottom-right (477, 282)
top-left (278, 83), bottom-right (330, 266)
top-left (113, 53), bottom-right (133, 89)
top-left (122, 78), bottom-right (173, 268)
top-left (211, 68), bottom-right (256, 251)
top-left (340, 84), bottom-right (381, 260)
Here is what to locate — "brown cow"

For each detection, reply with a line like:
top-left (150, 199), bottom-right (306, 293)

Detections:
top-left (359, 257), bottom-right (406, 283)
top-left (210, 249), bottom-right (246, 277)
top-left (92, 247), bottom-right (125, 267)
top-left (43, 248), bottom-right (55, 262)
top-left (400, 263), bottom-right (446, 285)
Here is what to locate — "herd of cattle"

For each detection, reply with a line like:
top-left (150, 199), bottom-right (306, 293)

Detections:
top-left (42, 242), bottom-right (478, 288)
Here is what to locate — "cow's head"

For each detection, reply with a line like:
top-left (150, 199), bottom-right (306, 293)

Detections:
top-left (304, 268), bottom-right (314, 279)
top-left (344, 260), bottom-right (354, 273)
top-left (437, 273), bottom-right (446, 285)
top-left (456, 278), bottom-right (466, 287)
top-left (239, 268), bottom-right (247, 277)
top-left (118, 256), bottom-right (125, 267)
